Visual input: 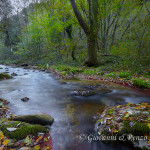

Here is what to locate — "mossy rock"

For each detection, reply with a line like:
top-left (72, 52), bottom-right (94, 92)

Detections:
top-left (0, 73), bottom-right (12, 80)
top-left (1, 121), bottom-right (48, 140)
top-left (95, 103), bottom-right (150, 149)
top-left (13, 113), bottom-right (54, 125)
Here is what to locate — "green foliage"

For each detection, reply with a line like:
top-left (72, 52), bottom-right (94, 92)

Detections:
top-left (143, 70), bottom-right (150, 78)
top-left (61, 71), bottom-right (67, 76)
top-left (51, 65), bottom-right (84, 75)
top-left (0, 0), bottom-right (149, 76)
top-left (132, 78), bottom-right (150, 88)
top-left (106, 72), bottom-right (117, 78)
top-left (83, 70), bottom-right (98, 75)
top-left (118, 72), bottom-right (132, 79)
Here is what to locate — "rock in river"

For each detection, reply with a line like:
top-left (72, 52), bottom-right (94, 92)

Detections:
top-left (21, 97), bottom-right (29, 102)
top-left (11, 72), bottom-right (18, 76)
top-left (72, 90), bottom-right (97, 96)
top-left (0, 121), bottom-right (48, 140)
top-left (0, 73), bottom-right (12, 80)
top-left (13, 113), bottom-right (54, 125)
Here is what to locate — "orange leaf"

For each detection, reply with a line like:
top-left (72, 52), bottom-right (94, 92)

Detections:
top-left (35, 136), bottom-right (43, 143)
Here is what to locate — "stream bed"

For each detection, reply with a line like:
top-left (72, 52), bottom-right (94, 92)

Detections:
top-left (0, 65), bottom-right (149, 150)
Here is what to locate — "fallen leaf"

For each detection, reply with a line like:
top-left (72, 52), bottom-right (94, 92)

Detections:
top-left (148, 141), bottom-right (150, 147)
top-left (0, 131), bottom-right (4, 140)
top-left (24, 136), bottom-right (32, 146)
top-left (2, 139), bottom-right (9, 146)
top-left (148, 123), bottom-right (150, 129)
top-left (35, 136), bottom-right (43, 143)
top-left (0, 147), bottom-right (4, 150)
top-left (34, 145), bottom-right (40, 150)
top-left (44, 138), bottom-right (48, 142)
top-left (124, 113), bottom-right (130, 119)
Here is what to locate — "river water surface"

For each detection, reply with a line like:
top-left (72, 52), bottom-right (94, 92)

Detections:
top-left (0, 65), bottom-right (149, 150)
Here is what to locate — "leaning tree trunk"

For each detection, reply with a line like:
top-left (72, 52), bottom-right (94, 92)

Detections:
top-left (84, 34), bottom-right (99, 67)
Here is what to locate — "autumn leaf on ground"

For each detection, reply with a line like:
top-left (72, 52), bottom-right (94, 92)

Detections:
top-left (34, 145), bottom-right (40, 150)
top-left (148, 123), bottom-right (150, 129)
top-left (2, 139), bottom-right (9, 146)
top-left (44, 138), bottom-right (48, 142)
top-left (0, 147), bottom-right (4, 150)
top-left (0, 131), bottom-right (4, 140)
top-left (35, 136), bottom-right (43, 144)
top-left (24, 136), bottom-right (32, 146)
top-left (148, 141), bottom-right (150, 147)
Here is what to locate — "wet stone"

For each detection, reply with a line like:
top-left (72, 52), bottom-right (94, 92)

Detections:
top-left (11, 72), bottom-right (18, 76)
top-left (21, 97), bottom-right (29, 102)
top-left (72, 90), bottom-right (97, 97)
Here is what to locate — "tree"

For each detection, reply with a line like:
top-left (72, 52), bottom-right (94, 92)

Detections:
top-left (70, 0), bottom-right (99, 66)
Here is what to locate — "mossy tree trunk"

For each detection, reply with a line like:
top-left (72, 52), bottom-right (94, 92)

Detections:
top-left (70, 0), bottom-right (99, 67)
top-left (84, 34), bottom-right (98, 66)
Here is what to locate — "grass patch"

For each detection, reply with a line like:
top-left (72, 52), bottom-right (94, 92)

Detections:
top-left (132, 78), bottom-right (150, 88)
top-left (118, 72), bottom-right (132, 79)
top-left (106, 72), bottom-right (117, 78)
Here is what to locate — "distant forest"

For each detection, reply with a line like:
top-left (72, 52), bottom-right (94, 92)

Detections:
top-left (0, 0), bottom-right (149, 71)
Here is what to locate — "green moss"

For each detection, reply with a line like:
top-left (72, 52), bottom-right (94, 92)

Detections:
top-left (1, 121), bottom-right (48, 140)
top-left (120, 121), bottom-right (150, 136)
top-left (0, 73), bottom-right (12, 79)
top-left (132, 78), bottom-right (150, 88)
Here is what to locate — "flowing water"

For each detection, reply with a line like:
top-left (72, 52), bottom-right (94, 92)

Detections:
top-left (0, 65), bottom-right (149, 150)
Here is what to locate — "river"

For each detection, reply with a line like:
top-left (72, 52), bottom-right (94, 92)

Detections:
top-left (0, 65), bottom-right (149, 150)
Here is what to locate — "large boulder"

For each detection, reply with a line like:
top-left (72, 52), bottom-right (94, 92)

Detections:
top-left (13, 113), bottom-right (54, 126)
top-left (95, 103), bottom-right (150, 149)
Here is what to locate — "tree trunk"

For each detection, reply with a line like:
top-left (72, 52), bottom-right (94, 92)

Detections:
top-left (84, 34), bottom-right (98, 67)
top-left (70, 0), bottom-right (99, 67)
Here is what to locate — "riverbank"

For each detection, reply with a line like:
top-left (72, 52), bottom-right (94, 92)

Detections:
top-left (1, 62), bottom-right (150, 90)
top-left (32, 64), bottom-right (150, 90)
